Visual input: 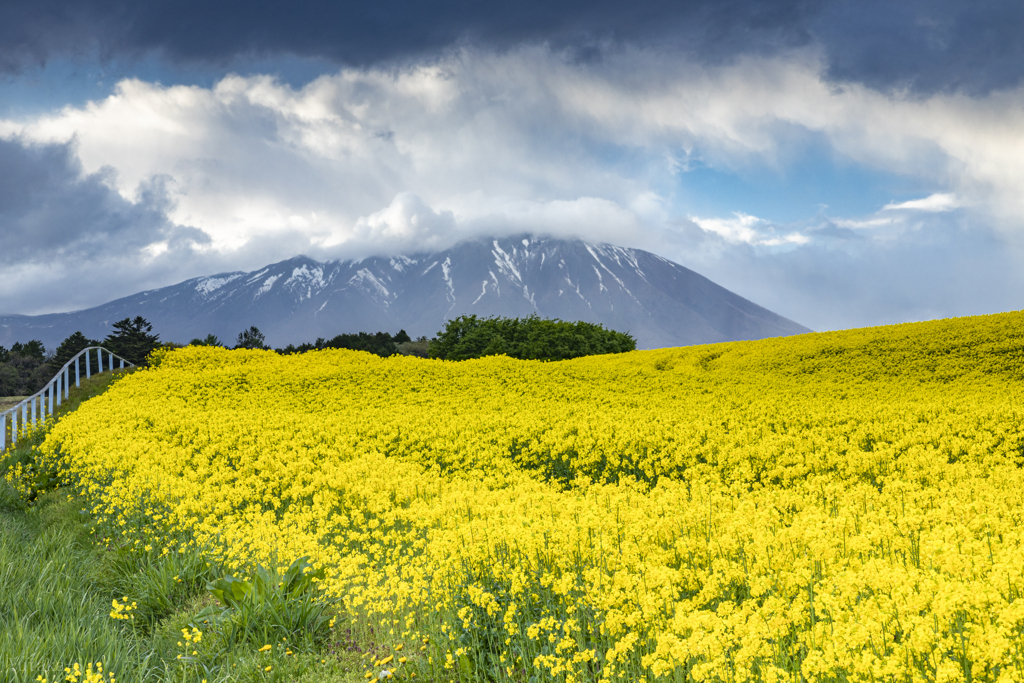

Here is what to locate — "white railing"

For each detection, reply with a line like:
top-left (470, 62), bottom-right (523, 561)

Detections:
top-left (0, 346), bottom-right (135, 453)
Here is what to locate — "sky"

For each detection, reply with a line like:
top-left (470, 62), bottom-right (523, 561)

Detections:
top-left (1, 0), bottom-right (1023, 332)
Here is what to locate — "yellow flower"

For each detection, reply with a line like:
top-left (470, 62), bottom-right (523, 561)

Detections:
top-left (38, 313), bottom-right (1024, 683)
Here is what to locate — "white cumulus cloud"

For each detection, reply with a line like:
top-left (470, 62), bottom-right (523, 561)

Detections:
top-left (689, 212), bottom-right (810, 246)
top-left (883, 193), bottom-right (960, 212)
top-left (2, 44), bottom-right (1024, 329)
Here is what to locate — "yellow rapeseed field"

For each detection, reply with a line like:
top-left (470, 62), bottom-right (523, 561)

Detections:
top-left (37, 311), bottom-right (1024, 682)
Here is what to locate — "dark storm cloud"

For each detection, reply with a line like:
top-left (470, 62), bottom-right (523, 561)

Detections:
top-left (0, 0), bottom-right (815, 69)
top-left (812, 1), bottom-right (1024, 95)
top-left (5, 0), bottom-right (1022, 94)
top-left (0, 138), bottom-right (227, 316)
top-left (0, 137), bottom-right (206, 266)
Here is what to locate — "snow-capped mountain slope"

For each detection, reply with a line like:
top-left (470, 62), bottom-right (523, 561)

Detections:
top-left (0, 235), bottom-right (810, 349)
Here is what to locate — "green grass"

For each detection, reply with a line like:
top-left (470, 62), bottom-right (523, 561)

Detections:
top-left (0, 396), bottom-right (30, 412)
top-left (0, 373), bottom-right (395, 683)
top-left (0, 488), bottom-right (156, 682)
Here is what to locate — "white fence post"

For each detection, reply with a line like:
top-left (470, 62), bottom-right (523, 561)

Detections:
top-left (1, 346), bottom-right (137, 455)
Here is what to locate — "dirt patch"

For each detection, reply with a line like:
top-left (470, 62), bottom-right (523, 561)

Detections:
top-left (0, 397), bottom-right (29, 412)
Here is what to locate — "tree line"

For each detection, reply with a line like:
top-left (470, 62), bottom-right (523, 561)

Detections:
top-left (0, 317), bottom-right (161, 397)
top-left (188, 327), bottom-right (421, 357)
top-left (428, 314), bottom-right (635, 361)
top-left (215, 315), bottom-right (635, 361)
top-left (1, 315), bottom-right (636, 396)
top-left (219, 315), bottom-right (635, 361)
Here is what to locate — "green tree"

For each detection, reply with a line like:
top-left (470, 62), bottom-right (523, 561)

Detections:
top-left (235, 326), bottom-right (267, 350)
top-left (0, 345), bottom-right (9, 364)
top-left (429, 314), bottom-right (636, 361)
top-left (189, 334), bottom-right (223, 347)
top-left (1, 340), bottom-right (50, 395)
top-left (49, 331), bottom-right (99, 373)
top-left (10, 340), bottom-right (45, 362)
top-left (0, 362), bottom-right (17, 396)
top-left (104, 317), bottom-right (161, 366)
top-left (321, 331), bottom-right (398, 357)
top-left (276, 331), bottom-right (411, 357)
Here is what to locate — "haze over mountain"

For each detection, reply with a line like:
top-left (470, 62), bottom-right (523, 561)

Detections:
top-left (0, 236), bottom-right (809, 350)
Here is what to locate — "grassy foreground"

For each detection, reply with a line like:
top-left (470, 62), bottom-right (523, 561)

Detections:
top-left (0, 373), bottom-right (380, 683)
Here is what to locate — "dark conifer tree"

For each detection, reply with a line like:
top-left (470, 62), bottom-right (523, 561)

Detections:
top-left (189, 334), bottom-right (223, 347)
top-left (235, 326), bottom-right (268, 350)
top-left (10, 340), bottom-right (45, 362)
top-left (50, 331), bottom-right (99, 373)
top-left (104, 317), bottom-right (161, 365)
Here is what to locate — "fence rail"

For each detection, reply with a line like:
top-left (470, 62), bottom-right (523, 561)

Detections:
top-left (0, 346), bottom-right (135, 454)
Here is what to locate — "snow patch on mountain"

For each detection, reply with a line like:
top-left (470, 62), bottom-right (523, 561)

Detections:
top-left (472, 280), bottom-right (489, 305)
top-left (350, 268), bottom-right (391, 300)
top-left (491, 241), bottom-right (522, 283)
top-left (256, 274), bottom-right (280, 297)
top-left (286, 265), bottom-right (327, 301)
top-left (195, 274), bottom-right (243, 296)
top-left (441, 257), bottom-right (455, 302)
top-left (390, 256), bottom-right (417, 272)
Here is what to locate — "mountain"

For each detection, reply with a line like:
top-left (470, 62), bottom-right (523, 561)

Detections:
top-left (0, 235), bottom-right (810, 350)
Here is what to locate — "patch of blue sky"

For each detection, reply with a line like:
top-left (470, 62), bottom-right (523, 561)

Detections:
top-left (0, 59), bottom-right (111, 118)
top-left (671, 140), bottom-right (941, 225)
top-left (0, 54), bottom-right (337, 119)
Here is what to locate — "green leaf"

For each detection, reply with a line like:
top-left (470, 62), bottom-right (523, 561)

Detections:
top-left (459, 653), bottom-right (473, 679)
